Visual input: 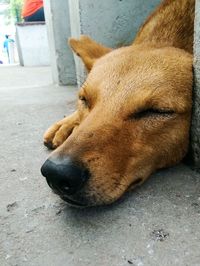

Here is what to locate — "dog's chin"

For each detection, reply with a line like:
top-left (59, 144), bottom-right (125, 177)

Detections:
top-left (50, 186), bottom-right (118, 207)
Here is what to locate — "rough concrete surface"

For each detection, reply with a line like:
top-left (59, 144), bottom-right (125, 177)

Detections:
top-left (0, 66), bottom-right (200, 266)
top-left (191, 0), bottom-right (200, 168)
top-left (68, 0), bottom-right (161, 85)
top-left (44, 0), bottom-right (76, 85)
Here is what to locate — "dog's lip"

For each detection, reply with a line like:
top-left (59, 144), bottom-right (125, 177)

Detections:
top-left (47, 180), bottom-right (88, 207)
top-left (61, 195), bottom-right (87, 207)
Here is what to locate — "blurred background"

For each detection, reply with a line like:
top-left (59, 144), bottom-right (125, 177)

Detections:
top-left (0, 0), bottom-right (22, 64)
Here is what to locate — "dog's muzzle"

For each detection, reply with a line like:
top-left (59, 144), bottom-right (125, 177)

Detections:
top-left (41, 156), bottom-right (90, 206)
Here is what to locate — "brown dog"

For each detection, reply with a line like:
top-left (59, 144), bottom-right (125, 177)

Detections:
top-left (41, 0), bottom-right (195, 206)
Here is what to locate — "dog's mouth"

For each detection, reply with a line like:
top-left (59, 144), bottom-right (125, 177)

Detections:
top-left (60, 195), bottom-right (87, 207)
top-left (53, 188), bottom-right (88, 207)
top-left (47, 179), bottom-right (89, 207)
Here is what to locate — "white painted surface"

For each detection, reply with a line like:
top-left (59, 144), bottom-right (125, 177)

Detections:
top-left (16, 24), bottom-right (50, 66)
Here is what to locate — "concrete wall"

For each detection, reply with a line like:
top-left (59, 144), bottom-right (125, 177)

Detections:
top-left (44, 0), bottom-right (76, 85)
top-left (190, 0), bottom-right (200, 168)
top-left (68, 0), bottom-right (161, 84)
top-left (72, 0), bottom-right (161, 47)
top-left (44, 0), bottom-right (161, 85)
top-left (16, 23), bottom-right (50, 66)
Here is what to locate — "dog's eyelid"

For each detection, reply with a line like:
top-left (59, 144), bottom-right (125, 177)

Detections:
top-left (79, 95), bottom-right (87, 101)
top-left (78, 94), bottom-right (91, 109)
top-left (128, 107), bottom-right (175, 120)
top-left (79, 86), bottom-right (90, 100)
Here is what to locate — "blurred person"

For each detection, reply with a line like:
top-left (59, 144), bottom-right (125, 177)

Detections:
top-left (22, 0), bottom-right (45, 22)
top-left (3, 35), bottom-right (14, 64)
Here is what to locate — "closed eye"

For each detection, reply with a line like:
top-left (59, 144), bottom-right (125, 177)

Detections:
top-left (79, 95), bottom-right (89, 108)
top-left (128, 108), bottom-right (175, 120)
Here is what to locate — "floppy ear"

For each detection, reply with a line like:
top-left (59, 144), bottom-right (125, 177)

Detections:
top-left (68, 35), bottom-right (112, 71)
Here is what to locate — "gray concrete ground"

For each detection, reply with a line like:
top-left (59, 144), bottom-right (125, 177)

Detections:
top-left (0, 66), bottom-right (200, 266)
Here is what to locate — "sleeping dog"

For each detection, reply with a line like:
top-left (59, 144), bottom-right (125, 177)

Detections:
top-left (41, 0), bottom-right (195, 207)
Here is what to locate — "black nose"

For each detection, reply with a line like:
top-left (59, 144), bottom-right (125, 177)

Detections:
top-left (41, 157), bottom-right (89, 195)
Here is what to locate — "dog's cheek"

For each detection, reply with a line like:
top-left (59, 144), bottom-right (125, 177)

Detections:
top-left (78, 106), bottom-right (90, 123)
top-left (71, 125), bottom-right (79, 135)
top-left (85, 177), bottom-right (127, 205)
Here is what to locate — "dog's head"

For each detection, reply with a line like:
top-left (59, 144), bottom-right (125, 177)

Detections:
top-left (42, 36), bottom-right (193, 207)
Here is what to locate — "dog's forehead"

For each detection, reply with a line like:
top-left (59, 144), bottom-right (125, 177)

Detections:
top-left (80, 46), bottom-right (192, 114)
top-left (85, 46), bottom-right (192, 99)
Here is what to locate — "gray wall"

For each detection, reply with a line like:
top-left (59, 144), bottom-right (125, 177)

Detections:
top-left (190, 0), bottom-right (200, 168)
top-left (44, 0), bottom-right (161, 85)
top-left (68, 0), bottom-right (161, 84)
top-left (44, 0), bottom-right (76, 85)
top-left (77, 0), bottom-right (161, 48)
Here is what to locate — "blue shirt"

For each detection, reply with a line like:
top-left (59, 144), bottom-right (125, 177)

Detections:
top-left (4, 38), bottom-right (14, 51)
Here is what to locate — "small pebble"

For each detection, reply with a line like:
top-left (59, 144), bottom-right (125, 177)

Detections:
top-left (5, 254), bottom-right (11, 260)
top-left (7, 202), bottom-right (18, 212)
top-left (19, 177), bottom-right (28, 181)
top-left (151, 229), bottom-right (169, 242)
top-left (56, 209), bottom-right (62, 215)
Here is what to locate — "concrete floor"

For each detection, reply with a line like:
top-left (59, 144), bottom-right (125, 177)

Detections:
top-left (0, 66), bottom-right (200, 266)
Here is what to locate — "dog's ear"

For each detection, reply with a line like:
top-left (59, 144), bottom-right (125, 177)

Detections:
top-left (69, 35), bottom-right (112, 71)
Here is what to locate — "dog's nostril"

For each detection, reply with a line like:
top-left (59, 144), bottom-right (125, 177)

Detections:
top-left (41, 157), bottom-right (90, 195)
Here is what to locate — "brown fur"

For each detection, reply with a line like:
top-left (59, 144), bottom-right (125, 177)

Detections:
top-left (43, 0), bottom-right (194, 206)
top-left (135, 0), bottom-right (194, 53)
